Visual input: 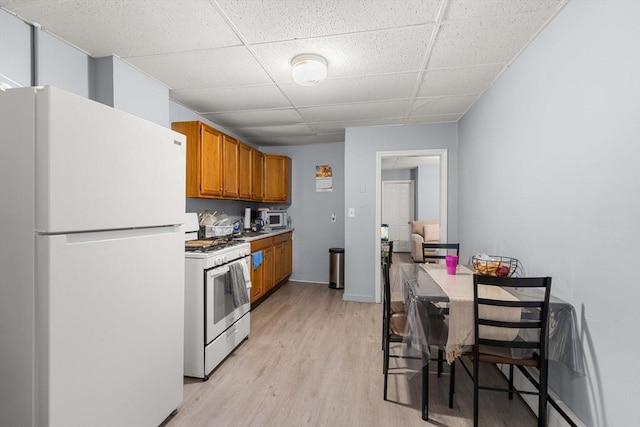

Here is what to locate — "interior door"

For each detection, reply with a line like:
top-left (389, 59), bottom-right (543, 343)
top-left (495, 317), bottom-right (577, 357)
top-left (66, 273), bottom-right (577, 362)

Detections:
top-left (381, 180), bottom-right (414, 252)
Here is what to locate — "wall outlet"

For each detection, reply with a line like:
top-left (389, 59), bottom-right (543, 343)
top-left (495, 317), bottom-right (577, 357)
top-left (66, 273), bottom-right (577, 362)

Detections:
top-left (348, 208), bottom-right (355, 217)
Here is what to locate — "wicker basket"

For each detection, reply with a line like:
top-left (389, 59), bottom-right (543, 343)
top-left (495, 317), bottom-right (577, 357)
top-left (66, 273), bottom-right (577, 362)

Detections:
top-left (471, 255), bottom-right (521, 277)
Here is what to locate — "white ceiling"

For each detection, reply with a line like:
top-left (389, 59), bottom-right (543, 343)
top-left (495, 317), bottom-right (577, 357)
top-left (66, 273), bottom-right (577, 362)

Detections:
top-left (1, 0), bottom-right (567, 146)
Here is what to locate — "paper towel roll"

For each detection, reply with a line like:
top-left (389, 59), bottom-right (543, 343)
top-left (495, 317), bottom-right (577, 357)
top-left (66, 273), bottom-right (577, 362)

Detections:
top-left (244, 208), bottom-right (251, 230)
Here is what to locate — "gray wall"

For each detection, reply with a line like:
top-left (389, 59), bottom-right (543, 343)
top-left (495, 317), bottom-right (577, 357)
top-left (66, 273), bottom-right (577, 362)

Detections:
top-left (93, 55), bottom-right (170, 127)
top-left (263, 142), bottom-right (345, 284)
top-left (35, 28), bottom-right (90, 97)
top-left (458, 1), bottom-right (640, 425)
top-left (344, 124), bottom-right (458, 302)
top-left (381, 169), bottom-right (411, 180)
top-left (416, 163), bottom-right (439, 221)
top-left (0, 10), bottom-right (30, 87)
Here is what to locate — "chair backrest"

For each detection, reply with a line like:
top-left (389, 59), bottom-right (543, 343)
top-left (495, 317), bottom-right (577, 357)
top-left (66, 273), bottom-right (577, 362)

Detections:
top-left (472, 275), bottom-right (552, 360)
top-left (422, 242), bottom-right (460, 263)
top-left (382, 260), bottom-right (392, 319)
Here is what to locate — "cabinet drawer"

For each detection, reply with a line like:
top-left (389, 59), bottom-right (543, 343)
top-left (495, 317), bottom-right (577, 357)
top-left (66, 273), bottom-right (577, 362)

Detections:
top-left (273, 232), bottom-right (291, 244)
top-left (250, 237), bottom-right (273, 252)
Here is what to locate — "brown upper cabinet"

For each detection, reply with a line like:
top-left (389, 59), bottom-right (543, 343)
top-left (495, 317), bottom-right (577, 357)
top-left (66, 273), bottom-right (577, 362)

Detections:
top-left (172, 121), bottom-right (290, 203)
top-left (251, 149), bottom-right (264, 202)
top-left (238, 142), bottom-right (252, 200)
top-left (263, 154), bottom-right (291, 203)
top-left (172, 121), bottom-right (223, 198)
top-left (222, 135), bottom-right (239, 198)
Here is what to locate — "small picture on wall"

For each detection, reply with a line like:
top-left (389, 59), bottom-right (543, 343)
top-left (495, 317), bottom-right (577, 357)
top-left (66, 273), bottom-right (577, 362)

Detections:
top-left (316, 164), bottom-right (333, 192)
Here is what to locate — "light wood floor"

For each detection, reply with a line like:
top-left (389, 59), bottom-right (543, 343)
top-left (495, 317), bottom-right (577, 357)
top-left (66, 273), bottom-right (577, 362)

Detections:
top-left (162, 253), bottom-right (537, 427)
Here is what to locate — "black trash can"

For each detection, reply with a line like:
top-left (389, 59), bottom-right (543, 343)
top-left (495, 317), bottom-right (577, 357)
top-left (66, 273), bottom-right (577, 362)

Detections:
top-left (329, 248), bottom-right (345, 289)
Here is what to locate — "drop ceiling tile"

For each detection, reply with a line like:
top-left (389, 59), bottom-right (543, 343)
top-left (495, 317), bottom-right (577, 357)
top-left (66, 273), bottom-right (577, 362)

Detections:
top-left (2, 1), bottom-right (241, 56)
top-left (127, 46), bottom-right (272, 91)
top-left (281, 73), bottom-right (418, 106)
top-left (308, 122), bottom-right (347, 134)
top-left (217, 0), bottom-right (441, 43)
top-left (429, 14), bottom-right (552, 68)
top-left (405, 113), bottom-right (462, 124)
top-left (233, 124), bottom-right (313, 138)
top-left (309, 118), bottom-right (405, 134)
top-left (411, 94), bottom-right (478, 115)
top-left (171, 85), bottom-right (291, 113)
top-left (251, 134), bottom-right (321, 146)
top-left (298, 100), bottom-right (410, 122)
top-left (253, 25), bottom-right (433, 83)
top-left (445, 0), bottom-right (563, 21)
top-left (202, 109), bottom-right (304, 128)
top-left (316, 133), bottom-right (346, 143)
top-left (419, 64), bottom-right (504, 97)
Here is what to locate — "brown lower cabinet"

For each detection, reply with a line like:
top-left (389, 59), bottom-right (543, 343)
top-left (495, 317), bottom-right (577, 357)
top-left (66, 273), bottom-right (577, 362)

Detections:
top-left (250, 232), bottom-right (292, 304)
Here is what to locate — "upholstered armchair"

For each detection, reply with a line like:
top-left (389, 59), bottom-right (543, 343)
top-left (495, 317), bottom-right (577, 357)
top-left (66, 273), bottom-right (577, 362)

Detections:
top-left (410, 220), bottom-right (440, 262)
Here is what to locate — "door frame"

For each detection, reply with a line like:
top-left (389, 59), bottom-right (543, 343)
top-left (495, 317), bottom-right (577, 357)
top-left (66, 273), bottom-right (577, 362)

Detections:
top-left (381, 180), bottom-right (415, 252)
top-left (374, 149), bottom-right (448, 303)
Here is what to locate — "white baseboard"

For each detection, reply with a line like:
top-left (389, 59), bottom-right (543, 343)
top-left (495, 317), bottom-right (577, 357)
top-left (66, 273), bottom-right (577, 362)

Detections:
top-left (498, 365), bottom-right (585, 427)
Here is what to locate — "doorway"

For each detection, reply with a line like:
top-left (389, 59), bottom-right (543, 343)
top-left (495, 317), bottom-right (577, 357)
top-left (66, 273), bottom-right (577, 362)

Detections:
top-left (381, 180), bottom-right (414, 252)
top-left (374, 149), bottom-right (448, 303)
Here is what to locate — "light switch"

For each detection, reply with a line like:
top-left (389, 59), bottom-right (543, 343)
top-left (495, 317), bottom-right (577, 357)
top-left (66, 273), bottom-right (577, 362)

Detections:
top-left (348, 208), bottom-right (355, 217)
top-left (331, 213), bottom-right (336, 223)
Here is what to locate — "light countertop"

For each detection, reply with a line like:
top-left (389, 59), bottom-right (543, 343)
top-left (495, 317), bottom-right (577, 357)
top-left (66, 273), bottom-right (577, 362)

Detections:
top-left (234, 228), bottom-right (293, 242)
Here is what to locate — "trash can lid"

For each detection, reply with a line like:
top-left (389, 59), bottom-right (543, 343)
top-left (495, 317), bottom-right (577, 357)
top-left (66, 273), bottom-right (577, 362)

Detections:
top-left (329, 248), bottom-right (344, 253)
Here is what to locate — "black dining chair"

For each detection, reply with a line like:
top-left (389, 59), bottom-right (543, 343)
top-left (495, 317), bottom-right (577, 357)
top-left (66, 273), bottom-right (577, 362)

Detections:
top-left (381, 257), bottom-right (404, 350)
top-left (382, 260), bottom-right (455, 408)
top-left (470, 274), bottom-right (552, 427)
top-left (422, 242), bottom-right (460, 263)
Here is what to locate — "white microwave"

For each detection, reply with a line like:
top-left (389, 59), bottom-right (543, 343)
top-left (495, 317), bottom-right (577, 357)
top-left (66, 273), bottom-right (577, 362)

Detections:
top-left (267, 211), bottom-right (288, 229)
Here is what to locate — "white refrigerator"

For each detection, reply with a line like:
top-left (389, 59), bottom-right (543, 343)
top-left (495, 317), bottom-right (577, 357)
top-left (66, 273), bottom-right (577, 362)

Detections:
top-left (0, 86), bottom-right (186, 427)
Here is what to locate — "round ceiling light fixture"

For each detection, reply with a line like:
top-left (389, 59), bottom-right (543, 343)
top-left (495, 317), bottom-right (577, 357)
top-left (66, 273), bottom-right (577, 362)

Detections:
top-left (291, 54), bottom-right (328, 86)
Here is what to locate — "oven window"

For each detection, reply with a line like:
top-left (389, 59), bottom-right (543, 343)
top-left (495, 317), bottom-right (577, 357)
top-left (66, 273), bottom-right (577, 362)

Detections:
top-left (212, 271), bottom-right (236, 324)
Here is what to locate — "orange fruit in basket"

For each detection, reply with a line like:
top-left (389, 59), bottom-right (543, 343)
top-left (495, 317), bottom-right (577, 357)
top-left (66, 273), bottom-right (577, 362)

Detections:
top-left (474, 260), bottom-right (500, 275)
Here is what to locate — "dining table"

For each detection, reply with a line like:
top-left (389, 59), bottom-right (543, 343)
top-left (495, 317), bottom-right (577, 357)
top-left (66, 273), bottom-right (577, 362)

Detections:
top-left (397, 262), bottom-right (585, 421)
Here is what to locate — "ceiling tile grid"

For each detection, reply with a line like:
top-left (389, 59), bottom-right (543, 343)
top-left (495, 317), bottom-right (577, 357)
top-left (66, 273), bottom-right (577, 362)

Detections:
top-left (0, 0), bottom-right (568, 145)
top-left (172, 84), bottom-right (292, 113)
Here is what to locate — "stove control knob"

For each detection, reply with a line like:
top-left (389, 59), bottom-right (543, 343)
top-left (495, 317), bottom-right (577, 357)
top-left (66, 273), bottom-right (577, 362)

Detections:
top-left (243, 249), bottom-right (250, 256)
top-left (215, 257), bottom-right (223, 266)
top-left (222, 255), bottom-right (228, 264)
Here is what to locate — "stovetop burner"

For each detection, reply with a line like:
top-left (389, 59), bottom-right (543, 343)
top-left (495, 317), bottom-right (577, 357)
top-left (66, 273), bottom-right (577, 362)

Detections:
top-left (185, 237), bottom-right (242, 253)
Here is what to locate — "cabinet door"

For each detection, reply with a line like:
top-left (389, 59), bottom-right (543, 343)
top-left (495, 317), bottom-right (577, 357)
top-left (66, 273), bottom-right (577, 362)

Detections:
top-left (264, 154), bottom-right (290, 203)
top-left (251, 150), bottom-right (264, 202)
top-left (284, 236), bottom-right (292, 277)
top-left (250, 254), bottom-right (263, 303)
top-left (263, 246), bottom-right (274, 291)
top-left (222, 135), bottom-right (239, 198)
top-left (200, 125), bottom-right (224, 197)
top-left (238, 142), bottom-right (252, 200)
top-left (274, 242), bottom-right (284, 284)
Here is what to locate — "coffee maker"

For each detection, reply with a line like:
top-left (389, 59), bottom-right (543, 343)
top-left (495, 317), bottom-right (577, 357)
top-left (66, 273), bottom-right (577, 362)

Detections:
top-left (257, 208), bottom-right (270, 231)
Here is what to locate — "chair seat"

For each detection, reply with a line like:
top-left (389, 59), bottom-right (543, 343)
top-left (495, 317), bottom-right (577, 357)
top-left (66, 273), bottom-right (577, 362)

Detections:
top-left (388, 316), bottom-right (406, 340)
top-left (390, 300), bottom-right (405, 316)
top-left (469, 345), bottom-right (540, 367)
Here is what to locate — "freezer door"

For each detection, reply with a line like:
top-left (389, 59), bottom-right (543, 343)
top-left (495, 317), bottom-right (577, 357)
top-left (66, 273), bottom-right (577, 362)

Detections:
top-left (33, 86), bottom-right (186, 233)
top-left (36, 228), bottom-right (184, 427)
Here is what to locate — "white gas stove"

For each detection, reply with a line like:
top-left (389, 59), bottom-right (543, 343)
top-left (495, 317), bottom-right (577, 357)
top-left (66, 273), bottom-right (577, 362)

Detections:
top-left (182, 217), bottom-right (252, 380)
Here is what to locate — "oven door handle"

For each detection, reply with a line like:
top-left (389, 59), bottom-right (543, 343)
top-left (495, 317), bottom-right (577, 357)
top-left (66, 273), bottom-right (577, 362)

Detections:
top-left (207, 265), bottom-right (230, 279)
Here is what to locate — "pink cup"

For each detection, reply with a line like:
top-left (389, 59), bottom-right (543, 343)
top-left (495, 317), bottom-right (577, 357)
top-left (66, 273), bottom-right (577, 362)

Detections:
top-left (445, 255), bottom-right (458, 275)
